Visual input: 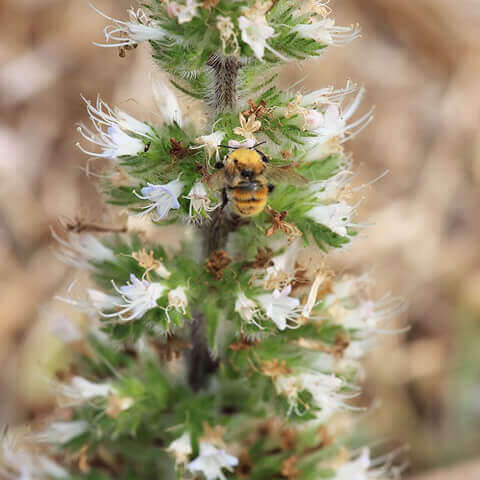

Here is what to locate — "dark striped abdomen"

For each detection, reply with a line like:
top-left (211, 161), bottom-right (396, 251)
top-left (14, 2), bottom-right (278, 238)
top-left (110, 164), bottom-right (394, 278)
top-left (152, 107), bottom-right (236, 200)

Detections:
top-left (232, 183), bottom-right (268, 217)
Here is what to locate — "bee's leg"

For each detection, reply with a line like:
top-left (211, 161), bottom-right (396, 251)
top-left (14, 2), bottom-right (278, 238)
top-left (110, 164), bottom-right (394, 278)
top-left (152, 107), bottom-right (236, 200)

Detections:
top-left (268, 184), bottom-right (275, 193)
top-left (221, 187), bottom-right (229, 210)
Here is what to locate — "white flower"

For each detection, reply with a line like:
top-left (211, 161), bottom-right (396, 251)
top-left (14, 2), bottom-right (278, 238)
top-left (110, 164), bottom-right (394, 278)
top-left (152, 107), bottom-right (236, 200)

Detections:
top-left (275, 372), bottom-right (355, 420)
top-left (106, 274), bottom-right (167, 322)
top-left (135, 179), bottom-right (185, 221)
top-left (235, 291), bottom-right (261, 326)
top-left (56, 376), bottom-right (112, 406)
top-left (238, 14), bottom-right (274, 60)
top-left (186, 182), bottom-right (218, 224)
top-left (77, 96), bottom-right (153, 159)
top-left (0, 428), bottom-right (68, 480)
top-left (152, 75), bottom-right (183, 126)
top-left (342, 296), bottom-right (405, 333)
top-left (168, 286), bottom-right (188, 315)
top-left (257, 285), bottom-right (300, 330)
top-left (87, 288), bottom-right (120, 311)
top-left (168, 0), bottom-right (201, 24)
top-left (187, 441), bottom-right (239, 480)
top-left (306, 201), bottom-right (357, 237)
top-left (91, 6), bottom-right (166, 48)
top-left (166, 432), bottom-right (192, 465)
top-left (50, 315), bottom-right (83, 344)
top-left (263, 240), bottom-right (300, 290)
top-left (52, 230), bottom-right (116, 270)
top-left (300, 271), bottom-right (326, 320)
top-left (194, 131), bottom-right (225, 161)
top-left (293, 19), bottom-right (361, 46)
top-left (305, 87), bottom-right (374, 148)
top-left (303, 108), bottom-right (324, 130)
top-left (227, 138), bottom-right (255, 149)
top-left (301, 82), bottom-right (358, 108)
top-left (309, 169), bottom-right (352, 203)
top-left (333, 448), bottom-right (371, 480)
top-left (35, 421), bottom-right (88, 445)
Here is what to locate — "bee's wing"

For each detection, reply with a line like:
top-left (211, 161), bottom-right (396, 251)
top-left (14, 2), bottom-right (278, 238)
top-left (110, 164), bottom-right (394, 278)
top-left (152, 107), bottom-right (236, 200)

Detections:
top-left (204, 170), bottom-right (227, 191)
top-left (264, 165), bottom-right (308, 186)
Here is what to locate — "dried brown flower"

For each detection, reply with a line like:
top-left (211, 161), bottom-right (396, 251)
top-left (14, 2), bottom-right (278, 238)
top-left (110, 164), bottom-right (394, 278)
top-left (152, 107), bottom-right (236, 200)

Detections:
top-left (201, 422), bottom-right (226, 448)
top-left (242, 99), bottom-right (271, 119)
top-left (261, 359), bottom-right (292, 379)
top-left (280, 428), bottom-right (297, 451)
top-left (235, 451), bottom-right (253, 478)
top-left (169, 138), bottom-right (190, 161)
top-left (205, 250), bottom-right (232, 279)
top-left (281, 455), bottom-right (299, 479)
top-left (265, 205), bottom-right (302, 241)
top-left (244, 247), bottom-right (274, 270)
top-left (202, 0), bottom-right (220, 8)
top-left (229, 337), bottom-right (258, 351)
top-left (106, 395), bottom-right (134, 419)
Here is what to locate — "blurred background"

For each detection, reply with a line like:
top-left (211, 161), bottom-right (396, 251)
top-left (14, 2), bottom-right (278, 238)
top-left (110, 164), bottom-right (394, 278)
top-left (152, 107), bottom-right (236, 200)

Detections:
top-left (1, 0), bottom-right (480, 478)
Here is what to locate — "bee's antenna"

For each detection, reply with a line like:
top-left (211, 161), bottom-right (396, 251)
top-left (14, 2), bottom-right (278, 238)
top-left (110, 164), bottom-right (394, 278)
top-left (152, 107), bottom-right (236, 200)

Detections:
top-left (253, 141), bottom-right (266, 148)
top-left (218, 144), bottom-right (236, 149)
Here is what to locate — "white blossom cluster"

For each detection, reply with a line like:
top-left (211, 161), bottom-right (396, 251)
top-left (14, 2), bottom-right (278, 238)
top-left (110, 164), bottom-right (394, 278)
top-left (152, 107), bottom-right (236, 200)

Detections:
top-left (91, 1), bottom-right (360, 60)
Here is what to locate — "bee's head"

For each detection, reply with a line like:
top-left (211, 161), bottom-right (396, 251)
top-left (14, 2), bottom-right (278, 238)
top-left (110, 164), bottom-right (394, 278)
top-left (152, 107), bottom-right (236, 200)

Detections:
top-left (225, 148), bottom-right (266, 178)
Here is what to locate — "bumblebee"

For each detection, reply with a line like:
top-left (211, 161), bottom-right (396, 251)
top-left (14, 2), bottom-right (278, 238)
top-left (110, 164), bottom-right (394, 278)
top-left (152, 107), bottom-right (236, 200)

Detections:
top-left (206, 144), bottom-right (307, 217)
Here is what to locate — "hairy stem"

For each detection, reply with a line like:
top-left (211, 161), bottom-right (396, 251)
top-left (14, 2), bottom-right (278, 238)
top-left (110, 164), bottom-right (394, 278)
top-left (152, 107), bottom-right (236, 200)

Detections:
top-left (206, 53), bottom-right (242, 113)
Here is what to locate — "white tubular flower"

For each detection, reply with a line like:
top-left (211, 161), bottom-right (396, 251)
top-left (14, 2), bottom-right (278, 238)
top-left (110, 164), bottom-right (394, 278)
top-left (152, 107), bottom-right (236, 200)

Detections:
top-left (56, 376), bottom-right (112, 406)
top-left (324, 273), bottom-right (371, 308)
top-left (152, 76), bottom-right (183, 126)
top-left (306, 201), bottom-right (357, 237)
top-left (167, 0), bottom-right (201, 24)
top-left (87, 289), bottom-right (120, 312)
top-left (297, 82), bottom-right (374, 157)
top-left (333, 448), bottom-right (374, 480)
top-left (193, 131), bottom-right (225, 161)
top-left (107, 274), bottom-right (167, 322)
top-left (186, 182), bottom-right (218, 224)
top-left (235, 291), bottom-right (262, 326)
top-left (135, 179), bottom-right (185, 221)
top-left (187, 441), bottom-right (239, 480)
top-left (50, 315), bottom-right (83, 344)
top-left (52, 230), bottom-right (116, 270)
top-left (264, 240), bottom-right (300, 290)
top-left (302, 82), bottom-right (358, 107)
top-left (309, 169), bottom-right (352, 203)
top-left (342, 296), bottom-right (405, 333)
top-left (238, 14), bottom-right (275, 60)
top-left (168, 286), bottom-right (188, 315)
top-left (35, 421), bottom-right (88, 445)
top-left (293, 19), bottom-right (361, 46)
top-left (257, 285), bottom-right (301, 331)
top-left (0, 428), bottom-right (68, 480)
top-left (166, 432), bottom-right (192, 465)
top-left (276, 372), bottom-right (355, 420)
top-left (77, 96), bottom-right (153, 160)
top-left (227, 138), bottom-right (255, 149)
top-left (91, 5), bottom-right (166, 48)
top-left (300, 271), bottom-right (326, 320)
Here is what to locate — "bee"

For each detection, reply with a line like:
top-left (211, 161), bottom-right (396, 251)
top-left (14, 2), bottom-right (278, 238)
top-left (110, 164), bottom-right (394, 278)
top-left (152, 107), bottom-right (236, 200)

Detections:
top-left (206, 143), bottom-right (307, 217)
